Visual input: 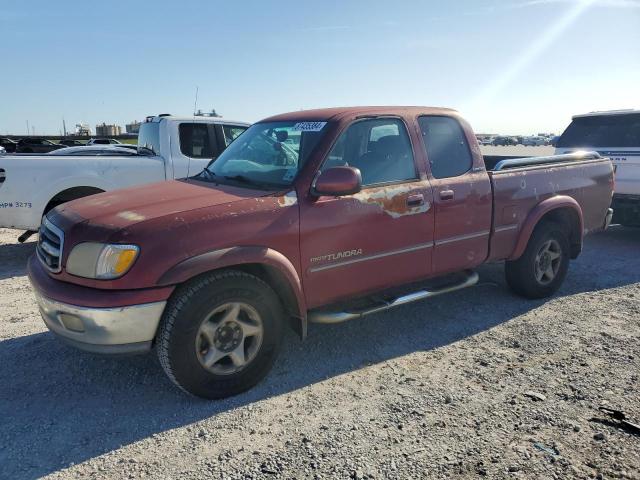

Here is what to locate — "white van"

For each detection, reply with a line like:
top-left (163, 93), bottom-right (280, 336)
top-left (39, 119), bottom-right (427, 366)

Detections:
top-left (556, 110), bottom-right (640, 226)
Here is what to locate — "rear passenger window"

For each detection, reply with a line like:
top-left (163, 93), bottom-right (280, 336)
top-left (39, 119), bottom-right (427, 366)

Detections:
top-left (179, 123), bottom-right (215, 158)
top-left (323, 118), bottom-right (416, 186)
top-left (419, 116), bottom-right (472, 178)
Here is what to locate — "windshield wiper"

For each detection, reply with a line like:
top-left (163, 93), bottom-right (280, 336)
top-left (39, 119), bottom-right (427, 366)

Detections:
top-left (222, 174), bottom-right (281, 190)
top-left (223, 174), bottom-right (255, 184)
top-left (194, 171), bottom-right (280, 190)
top-left (136, 146), bottom-right (155, 156)
top-left (196, 169), bottom-right (218, 182)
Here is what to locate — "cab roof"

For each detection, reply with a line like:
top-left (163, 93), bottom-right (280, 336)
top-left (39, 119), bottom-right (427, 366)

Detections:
top-left (261, 106), bottom-right (458, 123)
top-left (573, 109), bottom-right (639, 119)
top-left (146, 115), bottom-right (250, 126)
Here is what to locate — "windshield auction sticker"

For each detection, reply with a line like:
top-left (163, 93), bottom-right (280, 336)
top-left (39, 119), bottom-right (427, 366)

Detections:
top-left (292, 122), bottom-right (326, 132)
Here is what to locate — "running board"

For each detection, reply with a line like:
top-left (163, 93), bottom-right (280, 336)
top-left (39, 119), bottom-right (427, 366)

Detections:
top-left (308, 270), bottom-right (479, 324)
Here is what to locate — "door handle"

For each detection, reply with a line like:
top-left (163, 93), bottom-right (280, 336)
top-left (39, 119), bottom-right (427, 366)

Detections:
top-left (407, 194), bottom-right (424, 207)
top-left (439, 190), bottom-right (454, 201)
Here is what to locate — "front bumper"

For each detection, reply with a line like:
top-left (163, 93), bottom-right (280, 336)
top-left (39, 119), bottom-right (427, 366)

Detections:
top-left (28, 254), bottom-right (172, 354)
top-left (34, 292), bottom-right (166, 354)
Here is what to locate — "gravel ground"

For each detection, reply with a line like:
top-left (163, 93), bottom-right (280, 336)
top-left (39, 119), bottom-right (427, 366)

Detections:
top-left (0, 226), bottom-right (638, 480)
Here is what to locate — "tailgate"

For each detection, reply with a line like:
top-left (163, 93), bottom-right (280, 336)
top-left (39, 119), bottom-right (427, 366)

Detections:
top-left (606, 151), bottom-right (640, 196)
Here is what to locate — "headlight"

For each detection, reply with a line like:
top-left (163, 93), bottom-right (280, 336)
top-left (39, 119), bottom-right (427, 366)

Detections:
top-left (66, 243), bottom-right (140, 279)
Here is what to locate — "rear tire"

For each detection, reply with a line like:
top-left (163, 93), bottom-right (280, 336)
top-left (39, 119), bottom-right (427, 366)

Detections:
top-left (505, 221), bottom-right (570, 299)
top-left (157, 270), bottom-right (284, 399)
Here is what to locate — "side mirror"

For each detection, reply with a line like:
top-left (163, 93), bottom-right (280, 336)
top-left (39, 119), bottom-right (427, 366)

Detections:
top-left (312, 166), bottom-right (362, 197)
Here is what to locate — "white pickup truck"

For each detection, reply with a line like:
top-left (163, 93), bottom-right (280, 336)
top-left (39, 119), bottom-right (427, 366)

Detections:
top-left (0, 115), bottom-right (249, 239)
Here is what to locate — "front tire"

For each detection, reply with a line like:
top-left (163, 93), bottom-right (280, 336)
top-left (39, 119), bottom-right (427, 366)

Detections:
top-left (157, 270), bottom-right (284, 399)
top-left (505, 221), bottom-right (570, 299)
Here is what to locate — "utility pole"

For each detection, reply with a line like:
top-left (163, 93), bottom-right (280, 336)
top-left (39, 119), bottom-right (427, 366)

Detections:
top-left (63, 118), bottom-right (67, 137)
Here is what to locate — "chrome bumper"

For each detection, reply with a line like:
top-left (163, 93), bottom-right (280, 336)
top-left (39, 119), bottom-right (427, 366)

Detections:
top-left (35, 293), bottom-right (166, 354)
top-left (604, 208), bottom-right (614, 230)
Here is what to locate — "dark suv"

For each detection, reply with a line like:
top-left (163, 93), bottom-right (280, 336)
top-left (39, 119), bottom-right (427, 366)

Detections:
top-left (16, 138), bottom-right (66, 153)
top-left (59, 139), bottom-right (85, 147)
top-left (0, 138), bottom-right (18, 153)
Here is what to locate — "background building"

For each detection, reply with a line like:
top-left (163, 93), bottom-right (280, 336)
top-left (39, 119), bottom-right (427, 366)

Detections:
top-left (95, 123), bottom-right (122, 136)
top-left (125, 121), bottom-right (141, 134)
top-left (75, 123), bottom-right (91, 136)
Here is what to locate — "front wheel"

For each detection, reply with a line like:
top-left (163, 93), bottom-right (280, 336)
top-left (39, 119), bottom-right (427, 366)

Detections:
top-left (157, 270), bottom-right (284, 399)
top-left (505, 221), bottom-right (570, 299)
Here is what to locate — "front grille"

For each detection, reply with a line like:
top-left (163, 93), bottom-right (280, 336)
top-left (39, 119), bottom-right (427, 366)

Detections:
top-left (37, 217), bottom-right (64, 273)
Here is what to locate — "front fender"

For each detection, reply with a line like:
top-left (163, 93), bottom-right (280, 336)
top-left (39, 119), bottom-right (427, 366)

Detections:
top-left (158, 246), bottom-right (307, 332)
top-left (509, 195), bottom-right (583, 261)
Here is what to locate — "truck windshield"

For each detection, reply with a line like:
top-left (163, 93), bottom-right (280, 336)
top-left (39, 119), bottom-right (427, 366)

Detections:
top-left (203, 121), bottom-right (329, 188)
top-left (557, 113), bottom-right (640, 148)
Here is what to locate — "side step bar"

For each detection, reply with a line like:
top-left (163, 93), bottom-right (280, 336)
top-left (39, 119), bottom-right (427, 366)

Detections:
top-left (308, 270), bottom-right (479, 324)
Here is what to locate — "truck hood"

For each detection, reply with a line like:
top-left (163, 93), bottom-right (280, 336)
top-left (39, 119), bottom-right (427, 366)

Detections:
top-left (51, 178), bottom-right (272, 231)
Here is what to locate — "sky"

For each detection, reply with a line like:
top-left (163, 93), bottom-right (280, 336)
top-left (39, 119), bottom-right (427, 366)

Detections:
top-left (0, 0), bottom-right (638, 136)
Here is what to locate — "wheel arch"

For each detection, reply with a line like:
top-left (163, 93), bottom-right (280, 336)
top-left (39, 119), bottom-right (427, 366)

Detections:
top-left (43, 185), bottom-right (105, 215)
top-left (509, 195), bottom-right (583, 261)
top-left (158, 246), bottom-right (308, 338)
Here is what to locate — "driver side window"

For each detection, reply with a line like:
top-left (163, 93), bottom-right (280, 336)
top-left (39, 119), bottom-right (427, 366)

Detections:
top-left (323, 118), bottom-right (416, 186)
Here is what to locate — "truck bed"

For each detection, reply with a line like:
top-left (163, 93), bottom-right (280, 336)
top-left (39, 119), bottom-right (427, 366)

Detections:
top-left (485, 152), bottom-right (614, 262)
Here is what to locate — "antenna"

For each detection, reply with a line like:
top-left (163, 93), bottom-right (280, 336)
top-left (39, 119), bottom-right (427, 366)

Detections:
top-left (193, 86), bottom-right (199, 116)
top-left (187, 85), bottom-right (199, 179)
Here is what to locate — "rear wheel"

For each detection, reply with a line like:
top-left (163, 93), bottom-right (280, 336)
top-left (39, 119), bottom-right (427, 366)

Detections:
top-left (157, 270), bottom-right (284, 399)
top-left (505, 221), bottom-right (570, 299)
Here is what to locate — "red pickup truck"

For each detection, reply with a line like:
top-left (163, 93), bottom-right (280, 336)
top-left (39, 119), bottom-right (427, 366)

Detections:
top-left (28, 107), bottom-right (614, 399)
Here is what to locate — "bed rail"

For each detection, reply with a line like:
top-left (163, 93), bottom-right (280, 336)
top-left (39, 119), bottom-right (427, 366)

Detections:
top-left (492, 151), bottom-right (602, 171)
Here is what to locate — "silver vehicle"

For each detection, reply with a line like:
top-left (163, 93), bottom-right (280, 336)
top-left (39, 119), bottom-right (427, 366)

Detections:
top-left (87, 138), bottom-right (122, 145)
top-left (523, 136), bottom-right (547, 146)
top-left (50, 145), bottom-right (139, 156)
